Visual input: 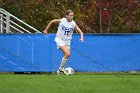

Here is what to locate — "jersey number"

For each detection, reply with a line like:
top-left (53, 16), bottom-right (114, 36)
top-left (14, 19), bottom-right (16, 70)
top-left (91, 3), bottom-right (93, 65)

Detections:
top-left (64, 31), bottom-right (70, 35)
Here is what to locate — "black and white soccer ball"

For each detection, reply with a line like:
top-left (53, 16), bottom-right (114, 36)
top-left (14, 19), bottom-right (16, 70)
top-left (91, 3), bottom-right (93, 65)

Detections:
top-left (64, 67), bottom-right (74, 75)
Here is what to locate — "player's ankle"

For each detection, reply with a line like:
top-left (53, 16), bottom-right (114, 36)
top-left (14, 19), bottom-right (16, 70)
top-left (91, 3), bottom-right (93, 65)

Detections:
top-left (59, 67), bottom-right (64, 71)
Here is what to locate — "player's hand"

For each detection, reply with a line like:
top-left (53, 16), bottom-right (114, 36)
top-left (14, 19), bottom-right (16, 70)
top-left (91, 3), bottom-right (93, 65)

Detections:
top-left (79, 38), bottom-right (84, 42)
top-left (43, 30), bottom-right (48, 34)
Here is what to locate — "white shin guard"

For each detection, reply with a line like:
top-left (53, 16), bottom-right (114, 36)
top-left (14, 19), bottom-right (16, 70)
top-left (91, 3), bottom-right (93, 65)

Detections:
top-left (59, 57), bottom-right (68, 70)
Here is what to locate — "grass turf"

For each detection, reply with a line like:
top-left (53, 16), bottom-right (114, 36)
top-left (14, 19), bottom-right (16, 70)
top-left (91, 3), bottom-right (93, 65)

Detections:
top-left (0, 74), bottom-right (140, 93)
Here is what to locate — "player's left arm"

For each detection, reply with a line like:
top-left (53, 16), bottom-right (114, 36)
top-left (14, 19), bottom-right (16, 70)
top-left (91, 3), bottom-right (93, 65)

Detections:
top-left (75, 24), bottom-right (84, 42)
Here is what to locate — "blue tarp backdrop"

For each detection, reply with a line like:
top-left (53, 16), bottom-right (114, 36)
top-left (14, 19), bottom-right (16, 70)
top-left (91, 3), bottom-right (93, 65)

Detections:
top-left (0, 34), bottom-right (140, 72)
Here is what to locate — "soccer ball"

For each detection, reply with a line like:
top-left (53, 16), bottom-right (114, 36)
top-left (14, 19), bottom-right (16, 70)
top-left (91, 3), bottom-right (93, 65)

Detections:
top-left (64, 67), bottom-right (74, 75)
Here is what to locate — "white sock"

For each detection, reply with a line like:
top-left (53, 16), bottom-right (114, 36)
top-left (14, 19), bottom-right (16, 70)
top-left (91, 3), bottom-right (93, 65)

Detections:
top-left (59, 57), bottom-right (68, 70)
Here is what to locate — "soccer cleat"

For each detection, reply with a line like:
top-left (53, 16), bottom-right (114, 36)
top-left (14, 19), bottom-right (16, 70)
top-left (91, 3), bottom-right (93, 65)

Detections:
top-left (57, 70), bottom-right (61, 76)
top-left (57, 68), bottom-right (65, 76)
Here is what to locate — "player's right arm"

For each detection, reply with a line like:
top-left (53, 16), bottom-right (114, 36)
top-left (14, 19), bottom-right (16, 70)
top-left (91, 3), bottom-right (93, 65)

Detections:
top-left (44, 19), bottom-right (61, 34)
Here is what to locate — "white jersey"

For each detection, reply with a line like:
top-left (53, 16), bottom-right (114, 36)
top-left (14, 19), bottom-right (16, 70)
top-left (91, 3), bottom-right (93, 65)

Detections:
top-left (55, 18), bottom-right (76, 41)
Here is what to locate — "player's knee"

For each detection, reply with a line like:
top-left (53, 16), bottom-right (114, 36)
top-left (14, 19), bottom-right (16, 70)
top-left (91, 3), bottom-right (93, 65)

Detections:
top-left (65, 51), bottom-right (70, 58)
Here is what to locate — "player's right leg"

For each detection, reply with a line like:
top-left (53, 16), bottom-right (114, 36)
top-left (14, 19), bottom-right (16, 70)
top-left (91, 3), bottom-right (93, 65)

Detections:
top-left (57, 45), bottom-right (70, 75)
top-left (60, 45), bottom-right (70, 59)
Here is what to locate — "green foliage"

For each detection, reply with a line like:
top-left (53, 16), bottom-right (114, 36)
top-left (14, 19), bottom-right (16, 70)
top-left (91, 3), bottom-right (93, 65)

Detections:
top-left (0, 0), bottom-right (140, 33)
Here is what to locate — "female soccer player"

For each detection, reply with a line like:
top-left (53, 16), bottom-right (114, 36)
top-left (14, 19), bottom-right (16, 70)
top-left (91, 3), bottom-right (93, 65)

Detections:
top-left (44, 10), bottom-right (84, 75)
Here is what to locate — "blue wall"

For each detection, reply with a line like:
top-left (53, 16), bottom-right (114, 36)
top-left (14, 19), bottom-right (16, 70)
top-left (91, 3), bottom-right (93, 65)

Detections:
top-left (0, 34), bottom-right (140, 72)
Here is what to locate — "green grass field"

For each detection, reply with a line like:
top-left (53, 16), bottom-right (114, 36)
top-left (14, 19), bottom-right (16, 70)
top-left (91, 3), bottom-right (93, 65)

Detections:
top-left (0, 74), bottom-right (140, 93)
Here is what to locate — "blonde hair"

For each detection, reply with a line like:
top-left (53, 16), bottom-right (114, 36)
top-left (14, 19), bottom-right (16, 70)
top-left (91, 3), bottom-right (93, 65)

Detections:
top-left (65, 10), bottom-right (74, 16)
